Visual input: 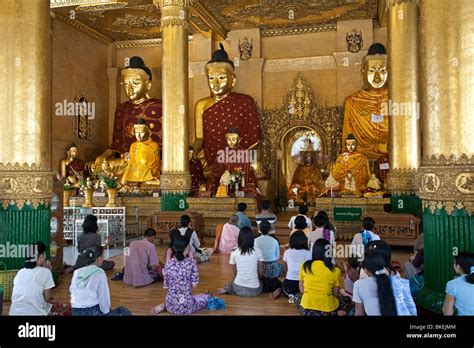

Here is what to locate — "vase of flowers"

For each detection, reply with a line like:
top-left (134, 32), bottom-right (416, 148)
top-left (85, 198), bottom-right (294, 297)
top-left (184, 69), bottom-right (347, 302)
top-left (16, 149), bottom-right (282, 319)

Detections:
top-left (230, 168), bottom-right (245, 195)
top-left (100, 175), bottom-right (119, 207)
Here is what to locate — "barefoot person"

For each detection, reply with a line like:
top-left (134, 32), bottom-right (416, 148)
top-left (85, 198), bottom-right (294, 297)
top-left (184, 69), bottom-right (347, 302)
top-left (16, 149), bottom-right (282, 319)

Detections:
top-left (215, 227), bottom-right (263, 297)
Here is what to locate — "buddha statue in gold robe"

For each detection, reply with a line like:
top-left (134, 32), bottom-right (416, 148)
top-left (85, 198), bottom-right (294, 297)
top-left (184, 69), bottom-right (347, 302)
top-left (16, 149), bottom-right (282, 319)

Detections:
top-left (342, 43), bottom-right (389, 159)
top-left (289, 151), bottom-right (322, 202)
top-left (121, 119), bottom-right (160, 185)
top-left (332, 134), bottom-right (371, 193)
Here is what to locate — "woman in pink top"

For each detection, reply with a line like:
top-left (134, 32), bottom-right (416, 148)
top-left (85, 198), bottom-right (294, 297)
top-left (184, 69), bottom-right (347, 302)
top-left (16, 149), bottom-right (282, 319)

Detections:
top-left (123, 228), bottom-right (163, 287)
top-left (219, 215), bottom-right (240, 253)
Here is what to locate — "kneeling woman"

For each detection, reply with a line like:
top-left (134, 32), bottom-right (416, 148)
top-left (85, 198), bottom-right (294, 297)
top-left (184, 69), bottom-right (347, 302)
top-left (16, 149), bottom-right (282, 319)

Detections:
top-left (296, 239), bottom-right (341, 316)
top-left (152, 236), bottom-right (209, 315)
top-left (70, 246), bottom-right (131, 316)
top-left (216, 227), bottom-right (263, 297)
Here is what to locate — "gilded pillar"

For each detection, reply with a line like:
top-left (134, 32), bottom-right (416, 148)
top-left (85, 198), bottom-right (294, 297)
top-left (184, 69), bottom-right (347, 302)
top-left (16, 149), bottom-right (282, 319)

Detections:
top-left (417, 0), bottom-right (474, 312)
top-left (386, 0), bottom-right (421, 216)
top-left (0, 0), bottom-right (52, 269)
top-left (157, 0), bottom-right (191, 210)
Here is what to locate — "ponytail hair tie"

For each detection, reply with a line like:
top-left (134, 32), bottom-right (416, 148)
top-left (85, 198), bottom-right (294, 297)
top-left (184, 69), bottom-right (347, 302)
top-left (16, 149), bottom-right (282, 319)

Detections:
top-left (375, 269), bottom-right (385, 276)
top-left (470, 266), bottom-right (474, 274)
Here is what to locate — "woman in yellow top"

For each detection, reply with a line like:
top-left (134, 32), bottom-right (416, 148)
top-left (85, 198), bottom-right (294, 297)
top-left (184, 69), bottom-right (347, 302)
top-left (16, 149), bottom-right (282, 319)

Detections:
top-left (297, 238), bottom-right (341, 316)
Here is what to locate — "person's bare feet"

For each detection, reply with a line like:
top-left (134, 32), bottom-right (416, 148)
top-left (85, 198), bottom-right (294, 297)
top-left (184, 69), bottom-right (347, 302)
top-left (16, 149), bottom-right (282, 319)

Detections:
top-left (269, 288), bottom-right (282, 300)
top-left (150, 303), bottom-right (166, 315)
top-left (215, 288), bottom-right (227, 295)
top-left (337, 309), bottom-right (347, 316)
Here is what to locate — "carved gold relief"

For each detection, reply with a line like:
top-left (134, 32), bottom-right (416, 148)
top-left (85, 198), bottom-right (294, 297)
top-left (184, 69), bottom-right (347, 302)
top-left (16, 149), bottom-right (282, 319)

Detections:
top-left (160, 171), bottom-right (192, 192)
top-left (386, 168), bottom-right (418, 194)
top-left (0, 163), bottom-right (53, 202)
top-left (419, 154), bottom-right (474, 215)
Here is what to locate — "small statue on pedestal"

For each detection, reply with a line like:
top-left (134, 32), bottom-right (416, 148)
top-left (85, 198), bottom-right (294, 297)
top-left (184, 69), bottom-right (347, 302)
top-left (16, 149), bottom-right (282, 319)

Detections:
top-left (216, 170), bottom-right (231, 198)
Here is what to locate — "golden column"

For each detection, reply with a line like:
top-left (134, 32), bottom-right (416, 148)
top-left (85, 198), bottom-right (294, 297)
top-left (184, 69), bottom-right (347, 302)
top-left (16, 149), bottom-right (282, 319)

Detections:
top-left (386, 0), bottom-right (421, 196)
top-left (0, 0), bottom-right (52, 269)
top-left (157, 0), bottom-right (192, 210)
top-left (417, 0), bottom-right (474, 312)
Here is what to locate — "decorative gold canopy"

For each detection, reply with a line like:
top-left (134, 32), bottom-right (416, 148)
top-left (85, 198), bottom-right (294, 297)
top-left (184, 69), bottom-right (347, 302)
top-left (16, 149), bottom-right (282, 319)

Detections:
top-left (50, 0), bottom-right (386, 44)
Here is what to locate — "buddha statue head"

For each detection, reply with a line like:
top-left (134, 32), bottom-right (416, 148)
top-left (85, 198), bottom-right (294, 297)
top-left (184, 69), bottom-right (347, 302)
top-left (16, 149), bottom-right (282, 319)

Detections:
top-left (302, 152), bottom-right (316, 167)
top-left (189, 146), bottom-right (195, 160)
top-left (225, 127), bottom-right (241, 149)
top-left (362, 43), bottom-right (388, 90)
top-left (345, 134), bottom-right (358, 153)
top-left (205, 43), bottom-right (236, 101)
top-left (67, 143), bottom-right (78, 161)
top-left (134, 119), bottom-right (150, 142)
top-left (121, 56), bottom-right (152, 104)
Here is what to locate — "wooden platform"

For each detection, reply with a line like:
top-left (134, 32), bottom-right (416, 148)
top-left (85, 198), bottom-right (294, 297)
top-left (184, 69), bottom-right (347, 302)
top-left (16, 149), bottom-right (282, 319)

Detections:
top-left (2, 238), bottom-right (412, 316)
top-left (69, 196), bottom-right (258, 237)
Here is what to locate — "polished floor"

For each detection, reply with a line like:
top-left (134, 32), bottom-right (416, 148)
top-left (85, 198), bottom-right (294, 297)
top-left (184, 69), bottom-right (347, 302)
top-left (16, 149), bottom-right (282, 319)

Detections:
top-left (2, 238), bottom-right (412, 316)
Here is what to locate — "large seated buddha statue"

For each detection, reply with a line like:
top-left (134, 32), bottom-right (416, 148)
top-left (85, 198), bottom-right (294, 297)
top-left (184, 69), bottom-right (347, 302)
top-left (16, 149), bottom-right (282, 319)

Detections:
top-left (121, 119), bottom-right (160, 186)
top-left (289, 150), bottom-right (322, 203)
top-left (332, 134), bottom-right (371, 194)
top-left (193, 43), bottom-right (261, 178)
top-left (88, 56), bottom-right (162, 178)
top-left (342, 43), bottom-right (389, 159)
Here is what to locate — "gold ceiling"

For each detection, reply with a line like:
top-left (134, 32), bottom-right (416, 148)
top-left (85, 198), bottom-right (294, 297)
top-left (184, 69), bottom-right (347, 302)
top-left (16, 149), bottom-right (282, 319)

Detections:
top-left (50, 0), bottom-right (385, 44)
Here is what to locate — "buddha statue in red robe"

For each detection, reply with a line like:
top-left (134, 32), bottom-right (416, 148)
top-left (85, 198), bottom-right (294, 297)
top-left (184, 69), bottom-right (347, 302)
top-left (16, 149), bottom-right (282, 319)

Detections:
top-left (193, 44), bottom-right (261, 179)
top-left (208, 128), bottom-right (258, 197)
top-left (88, 56), bottom-right (162, 178)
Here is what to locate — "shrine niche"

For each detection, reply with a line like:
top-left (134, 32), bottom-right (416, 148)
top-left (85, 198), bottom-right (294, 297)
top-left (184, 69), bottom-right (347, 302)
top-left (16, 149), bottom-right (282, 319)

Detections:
top-left (257, 73), bottom-right (343, 202)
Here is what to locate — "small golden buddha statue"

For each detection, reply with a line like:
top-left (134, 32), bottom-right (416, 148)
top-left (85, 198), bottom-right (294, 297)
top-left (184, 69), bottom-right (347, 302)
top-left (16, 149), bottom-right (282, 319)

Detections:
top-left (332, 134), bottom-right (371, 192)
top-left (289, 150), bottom-right (322, 202)
top-left (342, 43), bottom-right (389, 159)
top-left (193, 44), bottom-right (261, 179)
top-left (216, 170), bottom-right (231, 198)
top-left (341, 171), bottom-right (360, 197)
top-left (121, 119), bottom-right (160, 186)
top-left (60, 143), bottom-right (84, 187)
top-left (363, 173), bottom-right (385, 197)
top-left (88, 56), bottom-right (162, 179)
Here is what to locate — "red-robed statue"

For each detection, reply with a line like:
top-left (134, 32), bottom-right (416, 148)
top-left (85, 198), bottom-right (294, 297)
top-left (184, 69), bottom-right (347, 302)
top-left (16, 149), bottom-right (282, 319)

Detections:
top-left (88, 56), bottom-right (162, 178)
top-left (193, 43), bottom-right (261, 180)
top-left (208, 128), bottom-right (258, 196)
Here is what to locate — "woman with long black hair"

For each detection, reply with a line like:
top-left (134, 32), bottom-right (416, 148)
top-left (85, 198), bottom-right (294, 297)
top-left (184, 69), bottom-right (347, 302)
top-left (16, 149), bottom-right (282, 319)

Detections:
top-left (443, 252), bottom-right (474, 316)
top-left (353, 251), bottom-right (416, 316)
top-left (296, 238), bottom-right (341, 316)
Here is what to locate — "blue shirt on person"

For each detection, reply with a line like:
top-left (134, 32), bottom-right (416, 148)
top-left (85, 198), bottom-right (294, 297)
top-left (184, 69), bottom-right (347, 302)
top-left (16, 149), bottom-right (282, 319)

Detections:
top-left (236, 212), bottom-right (252, 229)
top-left (446, 275), bottom-right (474, 316)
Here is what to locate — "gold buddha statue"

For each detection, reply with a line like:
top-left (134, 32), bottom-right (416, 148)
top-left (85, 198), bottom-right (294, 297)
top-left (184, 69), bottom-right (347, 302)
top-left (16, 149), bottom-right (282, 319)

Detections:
top-left (88, 56), bottom-right (162, 178)
top-left (289, 150), bottom-right (322, 203)
top-left (332, 134), bottom-right (371, 193)
top-left (60, 143), bottom-right (84, 187)
top-left (121, 119), bottom-right (161, 186)
top-left (208, 127), bottom-right (258, 196)
top-left (193, 43), bottom-right (261, 179)
top-left (341, 171), bottom-right (360, 197)
top-left (342, 43), bottom-right (389, 159)
top-left (363, 173), bottom-right (385, 197)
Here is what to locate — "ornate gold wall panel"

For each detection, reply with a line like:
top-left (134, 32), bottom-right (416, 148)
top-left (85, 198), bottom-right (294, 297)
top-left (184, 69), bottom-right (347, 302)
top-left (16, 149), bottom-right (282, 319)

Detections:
top-left (259, 73), bottom-right (342, 193)
top-left (418, 155), bottom-right (474, 214)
